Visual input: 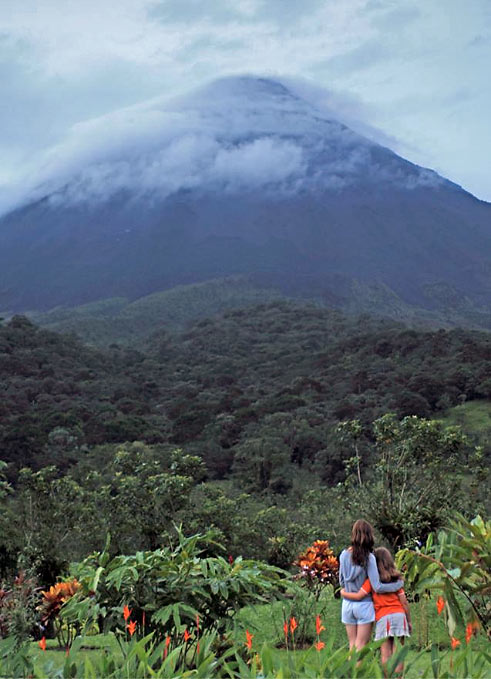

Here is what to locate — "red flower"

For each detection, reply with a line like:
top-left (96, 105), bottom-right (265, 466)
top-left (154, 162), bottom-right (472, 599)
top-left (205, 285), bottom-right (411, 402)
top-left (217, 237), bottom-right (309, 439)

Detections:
top-left (228, 554), bottom-right (234, 564)
top-left (127, 620), bottom-right (137, 637)
top-left (451, 637), bottom-right (460, 650)
top-left (436, 596), bottom-right (445, 616)
top-left (283, 621), bottom-right (288, 638)
top-left (290, 616), bottom-right (298, 634)
top-left (123, 604), bottom-right (131, 622)
top-left (38, 637), bottom-right (47, 652)
top-left (184, 629), bottom-right (191, 642)
top-left (245, 629), bottom-right (253, 650)
top-left (315, 615), bottom-right (325, 635)
top-left (164, 635), bottom-right (171, 659)
top-left (315, 640), bottom-right (325, 651)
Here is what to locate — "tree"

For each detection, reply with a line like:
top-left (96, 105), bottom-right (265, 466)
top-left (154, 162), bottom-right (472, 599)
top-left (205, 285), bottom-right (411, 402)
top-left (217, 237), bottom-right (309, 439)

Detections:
top-left (340, 414), bottom-right (486, 548)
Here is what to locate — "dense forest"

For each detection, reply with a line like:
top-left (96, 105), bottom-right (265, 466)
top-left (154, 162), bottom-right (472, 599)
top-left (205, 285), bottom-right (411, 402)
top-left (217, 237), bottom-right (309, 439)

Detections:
top-left (0, 301), bottom-right (489, 582)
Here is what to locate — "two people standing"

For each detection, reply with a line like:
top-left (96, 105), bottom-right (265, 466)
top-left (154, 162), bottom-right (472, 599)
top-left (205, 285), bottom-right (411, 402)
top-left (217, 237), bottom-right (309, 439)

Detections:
top-left (339, 519), bottom-right (411, 671)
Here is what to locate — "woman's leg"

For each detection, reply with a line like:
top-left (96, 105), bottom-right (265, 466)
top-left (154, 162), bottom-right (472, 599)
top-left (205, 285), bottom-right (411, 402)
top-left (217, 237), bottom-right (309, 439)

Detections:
top-left (345, 624), bottom-right (358, 650)
top-left (355, 622), bottom-right (373, 650)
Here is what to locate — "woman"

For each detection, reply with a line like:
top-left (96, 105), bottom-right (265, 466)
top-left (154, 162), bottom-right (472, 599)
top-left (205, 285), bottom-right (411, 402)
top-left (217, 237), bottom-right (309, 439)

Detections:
top-left (339, 519), bottom-right (403, 651)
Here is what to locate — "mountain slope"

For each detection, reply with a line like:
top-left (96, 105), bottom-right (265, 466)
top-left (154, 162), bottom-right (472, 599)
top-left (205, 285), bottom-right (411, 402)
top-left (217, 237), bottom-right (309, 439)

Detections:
top-left (0, 76), bottom-right (489, 316)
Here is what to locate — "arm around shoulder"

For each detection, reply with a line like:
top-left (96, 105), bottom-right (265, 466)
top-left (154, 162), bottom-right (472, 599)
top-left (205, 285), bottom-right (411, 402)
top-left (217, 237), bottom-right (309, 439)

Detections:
top-left (367, 554), bottom-right (403, 593)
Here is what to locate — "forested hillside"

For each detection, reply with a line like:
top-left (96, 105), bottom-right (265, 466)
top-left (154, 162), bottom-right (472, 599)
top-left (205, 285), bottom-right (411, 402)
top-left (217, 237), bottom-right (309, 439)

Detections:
top-left (0, 300), bottom-right (489, 584)
top-left (1, 301), bottom-right (490, 480)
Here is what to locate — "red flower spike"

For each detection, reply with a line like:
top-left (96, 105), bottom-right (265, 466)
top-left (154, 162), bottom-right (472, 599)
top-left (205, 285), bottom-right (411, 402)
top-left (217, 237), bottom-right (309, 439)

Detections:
top-left (315, 615), bottom-right (325, 635)
top-left (127, 620), bottom-right (137, 637)
top-left (142, 610), bottom-right (146, 628)
top-left (451, 637), bottom-right (460, 650)
top-left (290, 616), bottom-right (298, 634)
top-left (245, 629), bottom-right (253, 650)
top-left (184, 629), bottom-right (191, 642)
top-left (436, 596), bottom-right (445, 616)
top-left (315, 641), bottom-right (325, 651)
top-left (164, 635), bottom-right (171, 659)
top-left (39, 637), bottom-right (47, 652)
top-left (228, 554), bottom-right (234, 565)
top-left (283, 621), bottom-right (288, 638)
top-left (197, 641), bottom-right (200, 653)
top-left (123, 604), bottom-right (131, 622)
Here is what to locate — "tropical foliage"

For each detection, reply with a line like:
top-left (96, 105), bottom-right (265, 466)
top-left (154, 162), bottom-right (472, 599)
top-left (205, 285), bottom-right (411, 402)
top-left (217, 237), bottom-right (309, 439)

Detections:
top-left (398, 514), bottom-right (490, 638)
top-left (62, 528), bottom-right (290, 642)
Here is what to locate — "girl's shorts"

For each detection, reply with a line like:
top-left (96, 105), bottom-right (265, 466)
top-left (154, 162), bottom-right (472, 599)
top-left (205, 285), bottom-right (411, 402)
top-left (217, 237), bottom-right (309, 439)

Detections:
top-left (374, 613), bottom-right (410, 640)
top-left (341, 599), bottom-right (375, 625)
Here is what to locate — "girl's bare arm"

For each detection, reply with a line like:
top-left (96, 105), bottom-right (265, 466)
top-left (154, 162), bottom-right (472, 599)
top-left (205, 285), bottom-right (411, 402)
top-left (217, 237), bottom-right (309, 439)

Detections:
top-left (397, 590), bottom-right (412, 632)
top-left (340, 586), bottom-right (369, 601)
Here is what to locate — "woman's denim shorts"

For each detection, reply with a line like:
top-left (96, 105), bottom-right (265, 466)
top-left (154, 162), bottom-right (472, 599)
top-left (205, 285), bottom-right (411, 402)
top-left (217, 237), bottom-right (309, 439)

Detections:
top-left (341, 599), bottom-right (375, 625)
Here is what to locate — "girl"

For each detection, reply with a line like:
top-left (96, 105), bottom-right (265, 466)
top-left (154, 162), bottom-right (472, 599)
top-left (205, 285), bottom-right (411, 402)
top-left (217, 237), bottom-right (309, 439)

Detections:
top-left (339, 520), bottom-right (403, 652)
top-left (341, 546), bottom-right (412, 674)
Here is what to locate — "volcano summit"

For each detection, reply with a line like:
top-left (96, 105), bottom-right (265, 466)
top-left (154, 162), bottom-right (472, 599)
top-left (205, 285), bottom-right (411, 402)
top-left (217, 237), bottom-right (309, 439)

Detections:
top-left (0, 76), bottom-right (490, 318)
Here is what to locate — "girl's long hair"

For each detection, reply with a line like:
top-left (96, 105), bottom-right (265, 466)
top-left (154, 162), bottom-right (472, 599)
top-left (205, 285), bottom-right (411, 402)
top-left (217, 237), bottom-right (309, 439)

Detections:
top-left (374, 547), bottom-right (402, 583)
top-left (350, 519), bottom-right (375, 566)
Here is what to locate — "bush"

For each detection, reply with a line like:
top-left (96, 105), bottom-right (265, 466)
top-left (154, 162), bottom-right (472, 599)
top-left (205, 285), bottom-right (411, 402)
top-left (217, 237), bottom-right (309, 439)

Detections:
top-left (62, 528), bottom-right (291, 643)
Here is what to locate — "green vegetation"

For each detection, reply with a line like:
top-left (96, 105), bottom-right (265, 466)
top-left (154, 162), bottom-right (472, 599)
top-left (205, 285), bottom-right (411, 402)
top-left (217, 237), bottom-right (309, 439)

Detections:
top-left (441, 400), bottom-right (491, 452)
top-left (0, 297), bottom-right (489, 676)
top-left (0, 518), bottom-right (489, 677)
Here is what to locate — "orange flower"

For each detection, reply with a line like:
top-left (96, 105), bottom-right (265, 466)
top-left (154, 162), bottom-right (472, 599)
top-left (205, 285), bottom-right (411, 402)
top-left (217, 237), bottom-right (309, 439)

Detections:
top-left (315, 640), bottom-right (325, 651)
top-left (290, 616), bottom-right (298, 634)
top-left (123, 604), bottom-right (131, 622)
top-left (283, 621), bottom-right (288, 638)
top-left (465, 620), bottom-right (479, 643)
top-left (38, 637), bottom-right (47, 652)
top-left (164, 635), bottom-right (171, 659)
top-left (39, 579), bottom-right (82, 625)
top-left (451, 637), bottom-right (460, 650)
top-left (315, 615), bottom-right (325, 635)
top-left (436, 596), bottom-right (445, 615)
top-left (245, 629), bottom-right (253, 650)
top-left (127, 620), bottom-right (137, 637)
top-left (184, 629), bottom-right (191, 642)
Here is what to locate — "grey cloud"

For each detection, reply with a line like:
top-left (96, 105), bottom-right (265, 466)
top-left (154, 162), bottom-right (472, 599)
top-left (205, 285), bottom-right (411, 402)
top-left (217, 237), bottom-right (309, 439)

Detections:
top-left (0, 76), bottom-right (445, 213)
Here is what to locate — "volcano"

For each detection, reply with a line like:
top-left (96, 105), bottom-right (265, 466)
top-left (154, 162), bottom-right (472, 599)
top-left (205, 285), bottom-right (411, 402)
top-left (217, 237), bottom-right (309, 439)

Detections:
top-left (0, 76), bottom-right (490, 317)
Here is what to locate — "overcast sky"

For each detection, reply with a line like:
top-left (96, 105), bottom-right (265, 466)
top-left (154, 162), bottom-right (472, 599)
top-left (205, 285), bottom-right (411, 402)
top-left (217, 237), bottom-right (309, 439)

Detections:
top-left (0, 0), bottom-right (490, 209)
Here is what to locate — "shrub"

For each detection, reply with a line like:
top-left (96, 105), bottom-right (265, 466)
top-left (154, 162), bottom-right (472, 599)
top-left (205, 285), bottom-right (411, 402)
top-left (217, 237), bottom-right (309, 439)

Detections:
top-left (62, 527), bottom-right (290, 643)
